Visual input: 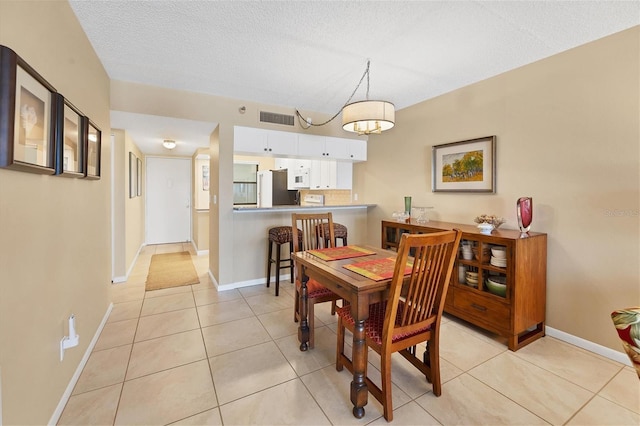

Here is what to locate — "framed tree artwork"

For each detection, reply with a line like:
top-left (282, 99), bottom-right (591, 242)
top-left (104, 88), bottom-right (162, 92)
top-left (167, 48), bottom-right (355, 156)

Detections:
top-left (432, 136), bottom-right (496, 193)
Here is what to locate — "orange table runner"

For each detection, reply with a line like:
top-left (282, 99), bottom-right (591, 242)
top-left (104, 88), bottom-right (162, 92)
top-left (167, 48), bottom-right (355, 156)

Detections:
top-left (307, 245), bottom-right (376, 261)
top-left (343, 257), bottom-right (413, 281)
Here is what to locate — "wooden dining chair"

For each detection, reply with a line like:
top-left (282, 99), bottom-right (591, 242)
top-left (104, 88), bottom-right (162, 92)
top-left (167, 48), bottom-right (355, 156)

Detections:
top-left (292, 212), bottom-right (342, 348)
top-left (336, 229), bottom-right (462, 421)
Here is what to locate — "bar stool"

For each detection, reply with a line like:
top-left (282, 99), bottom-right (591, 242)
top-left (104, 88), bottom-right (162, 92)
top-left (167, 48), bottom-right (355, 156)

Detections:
top-left (267, 226), bottom-right (302, 296)
top-left (319, 222), bottom-right (348, 247)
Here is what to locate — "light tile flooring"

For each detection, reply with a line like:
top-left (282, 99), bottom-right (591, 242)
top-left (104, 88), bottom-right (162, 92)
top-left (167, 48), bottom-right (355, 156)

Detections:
top-left (58, 243), bottom-right (640, 425)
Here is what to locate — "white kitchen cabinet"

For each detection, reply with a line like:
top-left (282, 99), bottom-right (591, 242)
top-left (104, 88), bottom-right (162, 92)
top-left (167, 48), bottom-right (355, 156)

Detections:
top-left (298, 134), bottom-right (367, 161)
top-left (265, 129), bottom-right (298, 156)
top-left (235, 126), bottom-right (367, 162)
top-left (234, 126), bottom-right (298, 156)
top-left (336, 161), bottom-right (353, 189)
top-left (297, 134), bottom-right (327, 158)
top-left (346, 139), bottom-right (367, 161)
top-left (323, 137), bottom-right (351, 160)
top-left (309, 159), bottom-right (337, 189)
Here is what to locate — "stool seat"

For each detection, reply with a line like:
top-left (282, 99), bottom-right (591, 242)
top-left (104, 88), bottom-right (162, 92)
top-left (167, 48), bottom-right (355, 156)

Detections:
top-left (267, 226), bottom-right (302, 296)
top-left (318, 222), bottom-right (348, 247)
top-left (269, 226), bottom-right (303, 245)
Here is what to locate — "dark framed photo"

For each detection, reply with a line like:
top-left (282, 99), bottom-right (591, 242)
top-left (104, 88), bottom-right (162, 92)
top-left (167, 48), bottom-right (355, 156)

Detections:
top-left (54, 93), bottom-right (85, 177)
top-left (136, 157), bottom-right (142, 196)
top-left (129, 152), bottom-right (137, 198)
top-left (432, 136), bottom-right (496, 193)
top-left (0, 45), bottom-right (57, 174)
top-left (84, 120), bottom-right (101, 180)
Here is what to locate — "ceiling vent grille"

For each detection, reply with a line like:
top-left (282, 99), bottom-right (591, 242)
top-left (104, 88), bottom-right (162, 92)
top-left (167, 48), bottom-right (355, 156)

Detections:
top-left (260, 111), bottom-right (295, 126)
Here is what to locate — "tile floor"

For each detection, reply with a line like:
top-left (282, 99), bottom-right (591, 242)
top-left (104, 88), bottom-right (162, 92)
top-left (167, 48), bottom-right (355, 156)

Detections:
top-left (58, 243), bottom-right (640, 425)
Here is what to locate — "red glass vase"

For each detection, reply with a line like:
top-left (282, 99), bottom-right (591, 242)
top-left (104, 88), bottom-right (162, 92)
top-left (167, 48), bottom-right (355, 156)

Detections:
top-left (517, 197), bottom-right (533, 236)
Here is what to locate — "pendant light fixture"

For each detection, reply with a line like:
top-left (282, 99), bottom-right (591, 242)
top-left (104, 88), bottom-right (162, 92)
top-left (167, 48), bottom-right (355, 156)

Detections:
top-left (295, 60), bottom-right (395, 135)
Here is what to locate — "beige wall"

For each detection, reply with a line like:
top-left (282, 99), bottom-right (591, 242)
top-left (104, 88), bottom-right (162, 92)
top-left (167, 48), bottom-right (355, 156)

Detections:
top-left (111, 130), bottom-right (126, 279)
top-left (124, 133), bottom-right (145, 269)
top-left (0, 1), bottom-right (111, 424)
top-left (358, 27), bottom-right (639, 351)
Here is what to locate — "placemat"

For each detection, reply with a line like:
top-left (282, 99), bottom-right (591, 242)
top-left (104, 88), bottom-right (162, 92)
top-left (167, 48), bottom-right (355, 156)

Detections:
top-left (307, 245), bottom-right (376, 261)
top-left (343, 257), bottom-right (413, 281)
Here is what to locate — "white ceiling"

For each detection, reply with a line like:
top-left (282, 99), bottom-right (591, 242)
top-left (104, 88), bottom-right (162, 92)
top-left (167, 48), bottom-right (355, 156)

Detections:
top-left (69, 1), bottom-right (639, 155)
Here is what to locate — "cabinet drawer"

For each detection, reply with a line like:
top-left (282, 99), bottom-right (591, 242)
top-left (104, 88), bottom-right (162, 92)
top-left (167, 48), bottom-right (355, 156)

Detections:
top-left (453, 289), bottom-right (510, 329)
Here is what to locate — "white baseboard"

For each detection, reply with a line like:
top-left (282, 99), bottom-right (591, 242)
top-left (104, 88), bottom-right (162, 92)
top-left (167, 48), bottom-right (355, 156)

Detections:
top-left (123, 243), bottom-right (145, 282)
top-left (213, 273), bottom-right (291, 292)
top-left (190, 240), bottom-right (209, 256)
top-left (48, 303), bottom-right (114, 425)
top-left (545, 325), bottom-right (631, 367)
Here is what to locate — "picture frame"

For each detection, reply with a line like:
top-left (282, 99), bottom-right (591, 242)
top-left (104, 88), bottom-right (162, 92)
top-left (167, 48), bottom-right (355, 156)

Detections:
top-left (0, 45), bottom-right (57, 174)
top-left (432, 136), bottom-right (496, 193)
top-left (136, 157), bottom-right (142, 196)
top-left (53, 93), bottom-right (85, 178)
top-left (84, 120), bottom-right (101, 180)
top-left (129, 152), bottom-right (137, 198)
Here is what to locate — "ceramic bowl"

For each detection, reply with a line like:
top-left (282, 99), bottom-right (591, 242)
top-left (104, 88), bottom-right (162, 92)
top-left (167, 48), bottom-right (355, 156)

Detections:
top-left (486, 277), bottom-right (507, 297)
top-left (491, 247), bottom-right (506, 258)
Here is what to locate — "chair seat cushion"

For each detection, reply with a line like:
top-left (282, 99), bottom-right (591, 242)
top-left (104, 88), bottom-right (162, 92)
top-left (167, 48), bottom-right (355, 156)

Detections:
top-left (296, 278), bottom-right (336, 299)
top-left (337, 301), bottom-right (430, 345)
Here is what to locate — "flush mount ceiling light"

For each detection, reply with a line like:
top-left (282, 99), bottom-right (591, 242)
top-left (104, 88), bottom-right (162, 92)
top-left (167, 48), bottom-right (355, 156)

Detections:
top-left (162, 139), bottom-right (176, 150)
top-left (295, 60), bottom-right (395, 136)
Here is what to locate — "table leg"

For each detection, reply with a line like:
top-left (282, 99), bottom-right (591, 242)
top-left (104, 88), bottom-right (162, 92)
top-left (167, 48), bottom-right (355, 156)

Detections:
top-left (350, 318), bottom-right (368, 418)
top-left (298, 268), bottom-right (310, 351)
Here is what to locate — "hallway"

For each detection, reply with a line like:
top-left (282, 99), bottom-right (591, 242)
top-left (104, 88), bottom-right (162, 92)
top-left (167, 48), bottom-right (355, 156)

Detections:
top-left (58, 244), bottom-right (639, 425)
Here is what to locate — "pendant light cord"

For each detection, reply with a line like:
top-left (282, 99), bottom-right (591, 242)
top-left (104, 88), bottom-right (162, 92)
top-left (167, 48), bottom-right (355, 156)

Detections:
top-left (295, 60), bottom-right (370, 129)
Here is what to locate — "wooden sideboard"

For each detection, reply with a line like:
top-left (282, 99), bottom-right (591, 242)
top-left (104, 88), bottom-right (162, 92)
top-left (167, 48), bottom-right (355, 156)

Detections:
top-left (382, 220), bottom-right (547, 351)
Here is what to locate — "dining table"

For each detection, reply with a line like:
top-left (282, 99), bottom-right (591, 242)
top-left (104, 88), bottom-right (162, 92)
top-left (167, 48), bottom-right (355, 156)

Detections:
top-left (292, 244), bottom-right (401, 419)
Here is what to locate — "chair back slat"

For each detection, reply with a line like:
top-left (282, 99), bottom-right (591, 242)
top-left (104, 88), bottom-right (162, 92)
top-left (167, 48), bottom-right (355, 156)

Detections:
top-left (292, 212), bottom-right (336, 252)
top-left (382, 230), bottom-right (462, 345)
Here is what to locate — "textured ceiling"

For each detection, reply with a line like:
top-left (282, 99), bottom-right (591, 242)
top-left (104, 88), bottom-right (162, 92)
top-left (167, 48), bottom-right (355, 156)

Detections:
top-left (69, 1), bottom-right (639, 155)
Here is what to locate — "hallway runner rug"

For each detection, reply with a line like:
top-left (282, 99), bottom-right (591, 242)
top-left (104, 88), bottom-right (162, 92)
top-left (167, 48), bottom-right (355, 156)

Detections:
top-left (145, 251), bottom-right (200, 291)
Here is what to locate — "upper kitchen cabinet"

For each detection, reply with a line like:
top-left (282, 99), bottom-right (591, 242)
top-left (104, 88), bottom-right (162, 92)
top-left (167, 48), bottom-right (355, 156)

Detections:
top-left (298, 134), bottom-right (367, 162)
top-left (346, 138), bottom-right (367, 161)
top-left (234, 126), bottom-right (298, 156)
top-left (234, 126), bottom-right (366, 162)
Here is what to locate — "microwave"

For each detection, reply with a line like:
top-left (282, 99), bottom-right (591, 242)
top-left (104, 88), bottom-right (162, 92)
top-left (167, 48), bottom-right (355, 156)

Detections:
top-left (290, 168), bottom-right (310, 189)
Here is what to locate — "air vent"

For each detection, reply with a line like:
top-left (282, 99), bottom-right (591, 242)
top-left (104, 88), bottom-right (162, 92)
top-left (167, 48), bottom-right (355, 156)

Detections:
top-left (260, 111), bottom-right (295, 126)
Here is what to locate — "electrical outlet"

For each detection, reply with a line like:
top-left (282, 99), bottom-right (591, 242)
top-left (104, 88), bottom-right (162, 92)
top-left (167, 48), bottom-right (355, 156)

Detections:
top-left (354, 193), bottom-right (358, 201)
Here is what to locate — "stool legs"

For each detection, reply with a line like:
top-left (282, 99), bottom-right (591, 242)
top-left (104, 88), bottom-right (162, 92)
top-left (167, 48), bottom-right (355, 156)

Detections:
top-left (275, 241), bottom-right (281, 296)
top-left (267, 240), bottom-right (295, 297)
top-left (266, 239), bottom-right (273, 290)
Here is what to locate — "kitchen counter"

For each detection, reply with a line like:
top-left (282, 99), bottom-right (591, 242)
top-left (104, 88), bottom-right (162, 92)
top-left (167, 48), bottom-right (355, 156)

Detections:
top-left (233, 204), bottom-right (375, 213)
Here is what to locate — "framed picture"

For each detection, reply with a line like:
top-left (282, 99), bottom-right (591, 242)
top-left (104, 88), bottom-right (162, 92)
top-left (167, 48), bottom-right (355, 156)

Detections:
top-left (84, 120), bottom-right (101, 180)
top-left (54, 94), bottom-right (85, 177)
top-left (202, 164), bottom-right (209, 191)
top-left (136, 157), bottom-right (142, 196)
top-left (432, 136), bottom-right (496, 193)
top-left (0, 45), bottom-right (57, 174)
top-left (129, 152), bottom-right (137, 198)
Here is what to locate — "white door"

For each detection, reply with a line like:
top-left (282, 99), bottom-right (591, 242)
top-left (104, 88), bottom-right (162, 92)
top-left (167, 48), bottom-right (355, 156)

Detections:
top-left (146, 157), bottom-right (191, 244)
